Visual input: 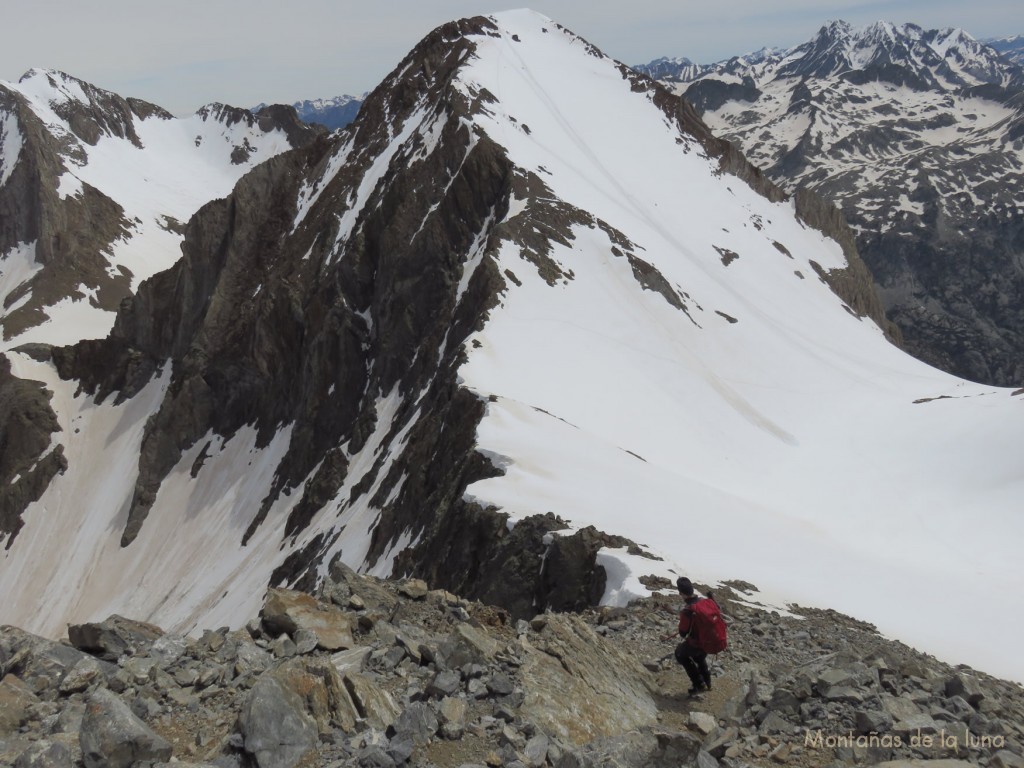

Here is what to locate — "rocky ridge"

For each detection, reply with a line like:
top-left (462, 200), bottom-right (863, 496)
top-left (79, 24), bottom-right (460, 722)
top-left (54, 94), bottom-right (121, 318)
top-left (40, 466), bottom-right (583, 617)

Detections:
top-left (639, 21), bottom-right (1024, 385)
top-left (1, 567), bottom-right (1022, 768)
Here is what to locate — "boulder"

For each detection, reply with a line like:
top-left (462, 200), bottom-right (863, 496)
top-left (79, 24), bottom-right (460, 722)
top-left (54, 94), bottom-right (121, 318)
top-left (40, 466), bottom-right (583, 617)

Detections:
top-left (12, 739), bottom-right (73, 768)
top-left (1, 626), bottom-right (106, 695)
top-left (389, 701), bottom-right (438, 746)
top-left (260, 589), bottom-right (355, 651)
top-left (237, 674), bottom-right (318, 768)
top-left (518, 614), bottom-right (658, 746)
top-left (945, 673), bottom-right (986, 707)
top-left (0, 675), bottom-right (39, 737)
top-left (68, 616), bottom-right (163, 662)
top-left (438, 696), bottom-right (468, 739)
top-left (397, 579), bottom-right (429, 600)
top-left (57, 657), bottom-right (102, 694)
top-left (688, 711), bottom-right (718, 735)
top-left (440, 623), bottom-right (502, 668)
top-left (344, 673), bottom-right (402, 731)
top-left (79, 688), bottom-right (172, 768)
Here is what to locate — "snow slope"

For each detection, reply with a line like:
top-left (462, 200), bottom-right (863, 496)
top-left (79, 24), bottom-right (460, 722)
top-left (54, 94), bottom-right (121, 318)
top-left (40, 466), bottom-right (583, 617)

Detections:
top-left (453, 11), bottom-right (1024, 682)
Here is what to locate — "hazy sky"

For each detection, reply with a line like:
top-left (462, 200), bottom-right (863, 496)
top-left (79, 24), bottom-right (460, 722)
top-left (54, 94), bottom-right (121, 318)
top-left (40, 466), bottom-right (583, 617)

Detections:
top-left (3, 1), bottom-right (1022, 115)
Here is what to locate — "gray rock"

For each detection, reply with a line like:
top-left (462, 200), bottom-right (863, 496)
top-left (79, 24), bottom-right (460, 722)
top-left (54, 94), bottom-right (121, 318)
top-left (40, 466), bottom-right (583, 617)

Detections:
top-left (855, 708), bottom-right (894, 734)
top-left (427, 670), bottom-right (462, 699)
top-left (894, 714), bottom-right (941, 739)
top-left (293, 629), bottom-right (318, 655)
top-left (345, 673), bottom-right (403, 731)
top-left (438, 697), bottom-right (467, 739)
top-left (816, 668), bottom-right (857, 694)
top-left (702, 727), bottom-right (739, 759)
top-left (238, 674), bottom-right (318, 768)
top-left (330, 647), bottom-right (372, 676)
top-left (261, 588), bottom-right (355, 651)
top-left (524, 733), bottom-right (550, 768)
top-left (823, 686), bottom-right (864, 705)
top-left (147, 634), bottom-right (188, 668)
top-left (13, 739), bottom-right (73, 768)
top-left (945, 674), bottom-right (985, 707)
top-left (440, 624), bottom-right (503, 669)
top-left (688, 711), bottom-right (718, 735)
top-left (486, 673), bottom-right (515, 697)
top-left (79, 688), bottom-right (172, 768)
top-left (68, 616), bottom-right (163, 662)
top-left (0, 675), bottom-right (39, 736)
top-left (696, 750), bottom-right (719, 768)
top-left (387, 735), bottom-right (415, 764)
top-left (356, 743), bottom-right (397, 767)
top-left (757, 712), bottom-right (791, 734)
top-left (397, 579), bottom-right (429, 600)
top-left (519, 614), bottom-right (658, 747)
top-left (991, 750), bottom-right (1024, 768)
top-left (882, 693), bottom-right (924, 721)
top-left (390, 701), bottom-right (438, 746)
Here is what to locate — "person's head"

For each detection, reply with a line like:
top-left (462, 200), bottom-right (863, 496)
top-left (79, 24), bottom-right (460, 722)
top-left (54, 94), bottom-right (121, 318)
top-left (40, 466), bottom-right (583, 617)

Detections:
top-left (676, 577), bottom-right (694, 597)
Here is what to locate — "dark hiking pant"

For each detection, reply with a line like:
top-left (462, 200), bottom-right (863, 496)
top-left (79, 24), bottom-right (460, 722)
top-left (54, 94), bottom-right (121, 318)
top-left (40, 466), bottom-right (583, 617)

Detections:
top-left (675, 642), bottom-right (711, 689)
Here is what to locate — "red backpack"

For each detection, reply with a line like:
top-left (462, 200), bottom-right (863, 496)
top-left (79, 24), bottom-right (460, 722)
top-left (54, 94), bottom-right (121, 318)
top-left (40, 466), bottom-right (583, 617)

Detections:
top-left (690, 597), bottom-right (728, 654)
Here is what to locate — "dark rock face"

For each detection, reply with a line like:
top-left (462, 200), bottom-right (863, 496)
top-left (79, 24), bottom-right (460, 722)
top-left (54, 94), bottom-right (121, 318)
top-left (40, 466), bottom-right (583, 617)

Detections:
top-left (0, 354), bottom-right (65, 548)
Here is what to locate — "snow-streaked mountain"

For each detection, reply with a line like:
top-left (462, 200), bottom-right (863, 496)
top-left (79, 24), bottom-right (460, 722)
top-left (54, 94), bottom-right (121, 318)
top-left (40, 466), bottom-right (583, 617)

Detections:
top-left (641, 21), bottom-right (1024, 387)
top-left (0, 69), bottom-right (320, 350)
top-left (986, 35), bottom-right (1024, 66)
top-left (254, 95), bottom-right (364, 131)
top-left (1, 11), bottom-right (1022, 686)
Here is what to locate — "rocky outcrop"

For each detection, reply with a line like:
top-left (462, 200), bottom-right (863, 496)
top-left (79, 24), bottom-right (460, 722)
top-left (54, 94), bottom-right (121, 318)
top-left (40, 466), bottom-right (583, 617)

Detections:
top-left (1, 569), bottom-right (1023, 767)
top-left (0, 354), bottom-right (65, 547)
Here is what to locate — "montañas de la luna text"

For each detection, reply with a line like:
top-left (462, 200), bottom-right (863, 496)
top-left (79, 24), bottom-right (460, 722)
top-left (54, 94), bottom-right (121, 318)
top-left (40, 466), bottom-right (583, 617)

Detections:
top-left (804, 729), bottom-right (1006, 753)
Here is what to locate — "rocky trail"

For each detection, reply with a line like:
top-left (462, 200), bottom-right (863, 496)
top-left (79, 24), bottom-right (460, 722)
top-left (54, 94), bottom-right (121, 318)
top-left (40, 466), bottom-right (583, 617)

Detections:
top-left (1, 565), bottom-right (1021, 768)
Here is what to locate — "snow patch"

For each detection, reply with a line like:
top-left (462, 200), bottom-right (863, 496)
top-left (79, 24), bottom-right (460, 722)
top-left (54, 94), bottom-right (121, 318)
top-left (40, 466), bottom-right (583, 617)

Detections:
top-left (0, 111), bottom-right (23, 187)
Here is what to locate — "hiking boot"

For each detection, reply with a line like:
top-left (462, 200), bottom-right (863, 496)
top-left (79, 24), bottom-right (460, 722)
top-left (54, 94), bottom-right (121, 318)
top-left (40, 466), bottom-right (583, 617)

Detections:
top-left (687, 683), bottom-right (707, 696)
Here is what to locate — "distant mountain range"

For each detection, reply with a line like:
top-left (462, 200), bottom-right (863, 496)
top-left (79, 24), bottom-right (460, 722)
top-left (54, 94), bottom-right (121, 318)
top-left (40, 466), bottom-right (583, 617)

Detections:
top-left (638, 21), bottom-right (1024, 386)
top-left (985, 34), bottom-right (1024, 65)
top-left (253, 94), bottom-right (364, 131)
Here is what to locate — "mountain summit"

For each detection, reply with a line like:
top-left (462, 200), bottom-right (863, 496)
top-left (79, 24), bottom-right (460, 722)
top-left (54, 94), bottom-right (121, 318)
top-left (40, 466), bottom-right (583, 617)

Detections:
top-left (1, 11), bottom-right (1022, 683)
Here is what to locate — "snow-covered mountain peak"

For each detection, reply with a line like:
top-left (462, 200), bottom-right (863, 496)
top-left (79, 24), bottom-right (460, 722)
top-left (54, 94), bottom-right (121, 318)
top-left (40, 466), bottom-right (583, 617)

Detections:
top-left (3, 11), bottom-right (1023, 686)
top-left (0, 73), bottom-right (321, 351)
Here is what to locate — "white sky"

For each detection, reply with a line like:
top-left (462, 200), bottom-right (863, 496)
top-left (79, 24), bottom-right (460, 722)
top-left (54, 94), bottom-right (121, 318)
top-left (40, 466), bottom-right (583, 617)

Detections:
top-left (2, 1), bottom-right (1022, 116)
